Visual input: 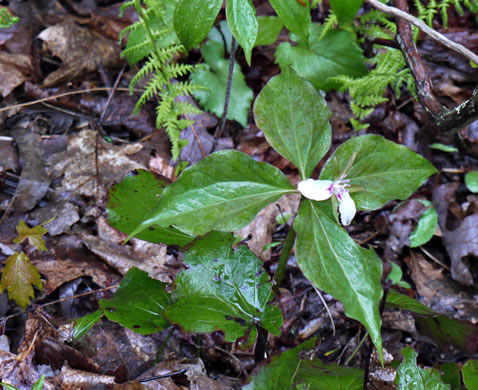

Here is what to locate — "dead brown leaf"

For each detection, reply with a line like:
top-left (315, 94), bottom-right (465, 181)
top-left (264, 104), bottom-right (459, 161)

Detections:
top-left (0, 52), bottom-right (32, 97)
top-left (38, 20), bottom-right (121, 87)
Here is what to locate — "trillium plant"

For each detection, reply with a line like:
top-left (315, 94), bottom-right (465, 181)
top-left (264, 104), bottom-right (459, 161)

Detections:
top-left (114, 67), bottom-right (436, 362)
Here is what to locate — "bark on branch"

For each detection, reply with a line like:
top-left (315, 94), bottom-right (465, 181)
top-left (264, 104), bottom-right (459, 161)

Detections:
top-left (365, 0), bottom-right (478, 133)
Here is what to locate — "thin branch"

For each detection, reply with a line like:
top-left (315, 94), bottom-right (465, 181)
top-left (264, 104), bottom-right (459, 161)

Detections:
top-left (214, 36), bottom-right (237, 142)
top-left (365, 0), bottom-right (478, 65)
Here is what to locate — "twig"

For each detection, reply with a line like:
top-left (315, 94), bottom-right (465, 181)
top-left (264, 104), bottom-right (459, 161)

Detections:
top-left (0, 87), bottom-right (137, 114)
top-left (100, 65), bottom-right (126, 122)
top-left (312, 285), bottom-right (336, 336)
top-left (365, 0), bottom-right (478, 65)
top-left (214, 36), bottom-right (237, 142)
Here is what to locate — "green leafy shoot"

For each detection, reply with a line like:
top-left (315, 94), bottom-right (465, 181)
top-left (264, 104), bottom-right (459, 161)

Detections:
top-left (165, 232), bottom-right (283, 342)
top-left (190, 22), bottom-right (254, 127)
top-left (429, 143), bottom-right (459, 153)
top-left (1, 375), bottom-right (45, 390)
top-left (465, 171), bottom-right (478, 193)
top-left (409, 200), bottom-right (438, 248)
top-left (0, 8), bottom-right (19, 29)
top-left (396, 346), bottom-right (450, 389)
top-left (120, 0), bottom-right (203, 160)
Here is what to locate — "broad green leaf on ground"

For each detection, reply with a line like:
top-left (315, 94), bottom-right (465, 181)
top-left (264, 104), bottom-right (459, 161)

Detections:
top-left (330, 0), bottom-right (363, 26)
top-left (99, 267), bottom-right (170, 334)
top-left (208, 20), bottom-right (233, 53)
top-left (409, 200), bottom-right (438, 248)
top-left (254, 67), bottom-right (331, 180)
top-left (0, 252), bottom-right (42, 310)
top-left (396, 346), bottom-right (450, 389)
top-left (226, 0), bottom-right (257, 64)
top-left (190, 37), bottom-right (253, 127)
top-left (72, 310), bottom-right (103, 341)
top-left (293, 359), bottom-right (363, 389)
top-left (294, 200), bottom-right (383, 361)
top-left (386, 263), bottom-right (411, 289)
top-left (320, 134), bottom-right (437, 211)
top-left (14, 220), bottom-right (47, 251)
top-left (165, 232), bottom-right (282, 341)
top-left (254, 16), bottom-right (284, 47)
top-left (106, 170), bottom-right (194, 246)
top-left (462, 360), bottom-right (478, 389)
top-left (31, 376), bottom-right (46, 390)
top-left (275, 24), bottom-right (367, 91)
top-left (439, 363), bottom-right (460, 390)
top-left (244, 338), bottom-right (317, 389)
top-left (387, 289), bottom-right (478, 354)
top-left (173, 0), bottom-right (222, 51)
top-left (465, 171), bottom-right (478, 193)
top-left (126, 150), bottom-right (295, 238)
top-left (244, 337), bottom-right (363, 389)
top-left (268, 0), bottom-right (310, 42)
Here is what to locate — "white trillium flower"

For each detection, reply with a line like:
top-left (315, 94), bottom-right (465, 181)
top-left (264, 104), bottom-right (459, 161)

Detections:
top-left (297, 175), bottom-right (356, 226)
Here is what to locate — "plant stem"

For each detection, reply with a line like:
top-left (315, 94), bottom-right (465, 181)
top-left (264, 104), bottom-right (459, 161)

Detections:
top-left (214, 36), bottom-right (237, 141)
top-left (273, 223), bottom-right (296, 293)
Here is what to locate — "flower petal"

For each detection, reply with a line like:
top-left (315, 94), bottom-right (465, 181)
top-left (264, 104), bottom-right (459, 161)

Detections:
top-left (297, 179), bottom-right (333, 201)
top-left (338, 191), bottom-right (356, 226)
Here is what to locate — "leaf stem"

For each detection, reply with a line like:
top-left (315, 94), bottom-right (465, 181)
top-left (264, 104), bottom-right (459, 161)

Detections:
top-left (214, 36), bottom-right (237, 142)
top-left (273, 222), bottom-right (296, 292)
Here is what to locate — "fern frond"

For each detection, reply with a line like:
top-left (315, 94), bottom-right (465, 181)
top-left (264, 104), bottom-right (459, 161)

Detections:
top-left (319, 12), bottom-right (338, 41)
top-left (134, 72), bottom-right (167, 113)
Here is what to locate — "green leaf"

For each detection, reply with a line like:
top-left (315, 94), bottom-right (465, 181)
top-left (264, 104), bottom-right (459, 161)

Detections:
top-left (269, 0), bottom-right (311, 42)
top-left (254, 67), bottom-right (331, 180)
top-left (173, 0), bottom-right (222, 51)
top-left (165, 232), bottom-right (282, 341)
top-left (439, 363), bottom-right (460, 390)
top-left (31, 375), bottom-right (46, 390)
top-left (254, 16), bottom-right (284, 47)
top-left (409, 200), bottom-right (438, 248)
top-left (99, 268), bottom-right (170, 334)
top-left (429, 143), bottom-right (458, 153)
top-left (190, 38), bottom-right (253, 127)
top-left (226, 0), bottom-right (258, 65)
top-left (0, 251), bottom-right (42, 310)
top-left (275, 24), bottom-right (367, 91)
top-left (127, 150), bottom-right (295, 238)
top-left (0, 383), bottom-right (18, 390)
top-left (294, 200), bottom-right (383, 360)
top-left (244, 338), bottom-right (317, 389)
top-left (386, 289), bottom-right (436, 316)
top-left (107, 170), bottom-right (194, 246)
top-left (462, 360), bottom-right (478, 390)
top-left (14, 220), bottom-right (48, 251)
top-left (465, 171), bottom-right (478, 193)
top-left (72, 310), bottom-right (103, 341)
top-left (396, 346), bottom-right (450, 389)
top-left (244, 338), bottom-right (363, 389)
top-left (330, 0), bottom-right (363, 26)
top-left (320, 134), bottom-right (438, 211)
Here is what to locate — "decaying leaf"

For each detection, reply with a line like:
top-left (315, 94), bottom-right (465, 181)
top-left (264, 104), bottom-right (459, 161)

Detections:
top-left (38, 21), bottom-right (121, 87)
top-left (0, 251), bottom-right (42, 309)
top-left (0, 52), bottom-right (32, 97)
top-left (433, 183), bottom-right (478, 285)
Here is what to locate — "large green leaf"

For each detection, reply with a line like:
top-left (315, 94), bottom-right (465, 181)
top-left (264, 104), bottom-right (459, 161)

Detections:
top-left (275, 24), bottom-right (367, 91)
top-left (99, 268), bottom-right (170, 334)
top-left (294, 200), bottom-right (383, 359)
top-left (330, 0), bottom-right (363, 26)
top-left (320, 134), bottom-right (437, 211)
top-left (226, 0), bottom-right (258, 65)
top-left (244, 338), bottom-right (363, 389)
top-left (173, 0), bottom-right (222, 51)
top-left (165, 232), bottom-right (282, 341)
top-left (254, 16), bottom-right (284, 47)
top-left (127, 150), bottom-right (295, 238)
top-left (462, 360), bottom-right (478, 389)
top-left (107, 170), bottom-right (194, 246)
top-left (269, 0), bottom-right (311, 43)
top-left (396, 346), bottom-right (450, 389)
top-left (190, 36), bottom-right (253, 127)
top-left (254, 67), bottom-right (331, 180)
